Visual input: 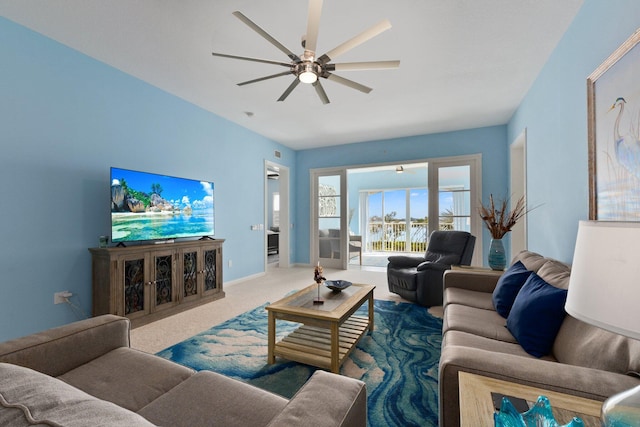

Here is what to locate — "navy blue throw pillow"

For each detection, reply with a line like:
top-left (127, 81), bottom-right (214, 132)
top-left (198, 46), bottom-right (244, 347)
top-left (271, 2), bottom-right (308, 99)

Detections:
top-left (492, 261), bottom-right (532, 318)
top-left (506, 273), bottom-right (568, 358)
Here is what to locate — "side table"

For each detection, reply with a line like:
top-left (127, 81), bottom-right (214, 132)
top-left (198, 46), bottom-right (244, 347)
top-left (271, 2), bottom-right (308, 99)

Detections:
top-left (458, 372), bottom-right (602, 427)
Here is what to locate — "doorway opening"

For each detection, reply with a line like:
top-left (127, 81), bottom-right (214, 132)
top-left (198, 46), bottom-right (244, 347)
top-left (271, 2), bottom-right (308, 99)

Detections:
top-left (265, 161), bottom-right (290, 269)
top-left (310, 155), bottom-right (481, 270)
top-left (347, 162), bottom-right (476, 268)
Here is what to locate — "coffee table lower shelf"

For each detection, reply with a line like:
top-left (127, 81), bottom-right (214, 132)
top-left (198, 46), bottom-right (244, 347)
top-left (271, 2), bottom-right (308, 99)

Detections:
top-left (274, 315), bottom-right (369, 371)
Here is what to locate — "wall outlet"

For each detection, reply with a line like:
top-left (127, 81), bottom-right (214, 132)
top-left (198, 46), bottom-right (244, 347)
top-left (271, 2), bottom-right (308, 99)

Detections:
top-left (228, 260), bottom-right (232, 268)
top-left (54, 291), bottom-right (72, 304)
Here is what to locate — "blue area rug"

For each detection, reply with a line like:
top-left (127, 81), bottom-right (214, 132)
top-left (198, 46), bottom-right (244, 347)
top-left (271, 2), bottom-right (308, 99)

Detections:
top-left (157, 299), bottom-right (442, 427)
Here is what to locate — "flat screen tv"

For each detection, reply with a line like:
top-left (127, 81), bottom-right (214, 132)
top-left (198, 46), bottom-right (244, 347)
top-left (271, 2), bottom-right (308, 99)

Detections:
top-left (110, 167), bottom-right (214, 243)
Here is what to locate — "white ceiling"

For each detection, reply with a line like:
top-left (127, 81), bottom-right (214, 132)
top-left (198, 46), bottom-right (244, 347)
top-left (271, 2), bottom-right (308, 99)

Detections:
top-left (0, 0), bottom-right (583, 150)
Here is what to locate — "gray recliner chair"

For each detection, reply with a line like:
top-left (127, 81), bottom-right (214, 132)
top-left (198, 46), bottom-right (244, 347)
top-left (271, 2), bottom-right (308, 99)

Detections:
top-left (386, 230), bottom-right (476, 306)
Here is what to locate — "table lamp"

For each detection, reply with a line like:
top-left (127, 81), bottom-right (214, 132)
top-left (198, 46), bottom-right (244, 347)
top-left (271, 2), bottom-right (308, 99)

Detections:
top-left (565, 220), bottom-right (640, 425)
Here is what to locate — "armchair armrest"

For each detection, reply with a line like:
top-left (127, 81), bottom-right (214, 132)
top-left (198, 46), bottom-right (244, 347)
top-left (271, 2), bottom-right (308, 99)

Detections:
top-left (0, 314), bottom-right (130, 377)
top-left (417, 261), bottom-right (450, 272)
top-left (267, 370), bottom-right (367, 427)
top-left (388, 255), bottom-right (424, 268)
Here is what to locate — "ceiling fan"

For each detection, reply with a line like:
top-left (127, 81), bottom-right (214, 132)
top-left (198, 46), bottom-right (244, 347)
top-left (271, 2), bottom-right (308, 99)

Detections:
top-left (211, 0), bottom-right (400, 104)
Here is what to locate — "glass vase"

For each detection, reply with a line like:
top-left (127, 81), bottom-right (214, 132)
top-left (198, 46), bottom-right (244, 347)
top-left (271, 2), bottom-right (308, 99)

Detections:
top-left (488, 238), bottom-right (506, 270)
top-left (494, 395), bottom-right (584, 427)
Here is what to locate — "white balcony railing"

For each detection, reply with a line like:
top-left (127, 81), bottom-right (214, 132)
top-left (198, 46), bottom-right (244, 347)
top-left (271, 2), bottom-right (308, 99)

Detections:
top-left (366, 221), bottom-right (454, 253)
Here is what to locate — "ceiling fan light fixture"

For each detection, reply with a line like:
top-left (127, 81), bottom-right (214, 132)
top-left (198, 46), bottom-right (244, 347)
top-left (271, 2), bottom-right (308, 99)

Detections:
top-left (299, 63), bottom-right (318, 84)
top-left (214, 2), bottom-right (399, 103)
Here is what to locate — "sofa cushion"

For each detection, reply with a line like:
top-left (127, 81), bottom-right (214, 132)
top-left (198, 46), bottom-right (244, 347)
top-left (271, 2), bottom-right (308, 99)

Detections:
top-left (444, 288), bottom-right (495, 310)
top-left (443, 330), bottom-right (556, 361)
top-left (492, 261), bottom-right (532, 318)
top-left (444, 304), bottom-right (517, 343)
top-left (506, 273), bottom-right (568, 357)
top-left (138, 370), bottom-right (288, 427)
top-left (536, 259), bottom-right (571, 290)
top-left (266, 370), bottom-right (367, 427)
top-left (0, 314), bottom-right (129, 377)
top-left (58, 347), bottom-right (194, 412)
top-left (0, 362), bottom-right (155, 427)
top-left (511, 250), bottom-right (548, 272)
top-left (553, 316), bottom-right (640, 375)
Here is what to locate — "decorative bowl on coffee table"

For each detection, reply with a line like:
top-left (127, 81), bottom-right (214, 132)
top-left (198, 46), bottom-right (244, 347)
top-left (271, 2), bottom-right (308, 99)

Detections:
top-left (325, 280), bottom-right (352, 292)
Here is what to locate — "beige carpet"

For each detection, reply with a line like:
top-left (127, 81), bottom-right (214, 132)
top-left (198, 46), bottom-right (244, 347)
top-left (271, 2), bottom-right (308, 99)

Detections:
top-left (131, 264), bottom-right (442, 354)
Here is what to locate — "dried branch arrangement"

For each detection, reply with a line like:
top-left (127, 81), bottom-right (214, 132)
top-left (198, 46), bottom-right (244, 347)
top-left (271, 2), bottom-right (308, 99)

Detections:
top-left (478, 195), bottom-right (527, 239)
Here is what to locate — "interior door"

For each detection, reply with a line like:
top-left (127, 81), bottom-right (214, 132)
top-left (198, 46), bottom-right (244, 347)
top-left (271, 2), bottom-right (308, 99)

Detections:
top-left (312, 169), bottom-right (347, 269)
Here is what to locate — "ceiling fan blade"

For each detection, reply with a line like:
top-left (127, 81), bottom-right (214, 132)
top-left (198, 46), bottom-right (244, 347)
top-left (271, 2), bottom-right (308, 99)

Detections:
top-left (238, 71), bottom-right (293, 86)
top-left (312, 80), bottom-right (330, 104)
top-left (318, 19), bottom-right (392, 64)
top-left (212, 52), bottom-right (291, 68)
top-left (304, 0), bottom-right (323, 55)
top-left (330, 60), bottom-right (400, 71)
top-left (232, 11), bottom-right (301, 62)
top-left (277, 79), bottom-right (301, 102)
top-left (325, 73), bottom-right (372, 94)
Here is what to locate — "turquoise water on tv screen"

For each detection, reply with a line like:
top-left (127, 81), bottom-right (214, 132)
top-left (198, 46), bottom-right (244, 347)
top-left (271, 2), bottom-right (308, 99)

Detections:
top-left (112, 212), bottom-right (214, 242)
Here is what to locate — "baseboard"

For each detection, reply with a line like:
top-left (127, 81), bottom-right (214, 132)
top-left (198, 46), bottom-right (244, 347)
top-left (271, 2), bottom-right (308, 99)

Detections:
top-left (224, 271), bottom-right (266, 288)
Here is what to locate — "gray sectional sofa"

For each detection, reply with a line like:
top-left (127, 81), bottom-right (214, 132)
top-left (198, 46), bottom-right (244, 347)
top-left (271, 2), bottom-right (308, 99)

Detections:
top-left (438, 250), bottom-right (640, 427)
top-left (0, 314), bottom-right (367, 426)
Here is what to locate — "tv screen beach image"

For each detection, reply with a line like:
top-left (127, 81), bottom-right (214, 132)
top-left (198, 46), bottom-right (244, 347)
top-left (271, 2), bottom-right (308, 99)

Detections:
top-left (110, 167), bottom-right (214, 242)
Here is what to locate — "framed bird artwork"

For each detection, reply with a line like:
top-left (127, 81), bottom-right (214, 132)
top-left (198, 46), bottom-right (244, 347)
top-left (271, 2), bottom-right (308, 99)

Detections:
top-left (588, 27), bottom-right (640, 221)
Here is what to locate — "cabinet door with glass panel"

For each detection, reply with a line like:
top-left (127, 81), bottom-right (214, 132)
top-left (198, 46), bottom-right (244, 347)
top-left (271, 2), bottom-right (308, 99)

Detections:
top-left (114, 249), bottom-right (178, 319)
top-left (148, 248), bottom-right (178, 314)
top-left (115, 251), bottom-right (151, 320)
top-left (180, 243), bottom-right (221, 303)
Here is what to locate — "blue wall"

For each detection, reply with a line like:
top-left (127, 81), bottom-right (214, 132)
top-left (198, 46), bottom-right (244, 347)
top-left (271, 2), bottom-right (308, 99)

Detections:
top-left (507, 0), bottom-right (640, 262)
top-left (294, 126), bottom-right (509, 264)
top-left (0, 17), bottom-right (295, 341)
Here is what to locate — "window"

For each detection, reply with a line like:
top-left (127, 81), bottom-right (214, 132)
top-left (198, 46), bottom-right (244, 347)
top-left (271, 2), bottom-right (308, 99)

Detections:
top-left (437, 165), bottom-right (471, 233)
top-left (366, 188), bottom-right (429, 252)
top-left (358, 155), bottom-right (481, 263)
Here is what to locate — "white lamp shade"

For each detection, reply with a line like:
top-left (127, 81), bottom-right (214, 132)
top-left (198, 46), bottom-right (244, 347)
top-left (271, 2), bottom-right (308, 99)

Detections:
top-left (565, 220), bottom-right (640, 340)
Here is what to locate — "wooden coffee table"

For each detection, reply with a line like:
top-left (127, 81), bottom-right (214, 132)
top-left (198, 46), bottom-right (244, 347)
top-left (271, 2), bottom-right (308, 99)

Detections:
top-left (266, 282), bottom-right (375, 373)
top-left (458, 372), bottom-right (602, 427)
